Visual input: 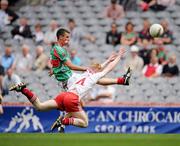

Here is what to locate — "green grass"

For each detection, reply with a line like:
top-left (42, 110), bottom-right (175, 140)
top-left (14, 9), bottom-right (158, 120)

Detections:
top-left (0, 133), bottom-right (180, 146)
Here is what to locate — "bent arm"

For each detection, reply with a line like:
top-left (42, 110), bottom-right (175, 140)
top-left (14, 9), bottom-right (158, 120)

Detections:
top-left (64, 59), bottom-right (87, 71)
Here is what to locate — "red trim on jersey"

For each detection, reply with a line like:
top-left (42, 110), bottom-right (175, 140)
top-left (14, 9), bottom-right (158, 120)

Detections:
top-left (54, 49), bottom-right (61, 59)
top-left (51, 59), bottom-right (60, 68)
top-left (75, 77), bottom-right (86, 85)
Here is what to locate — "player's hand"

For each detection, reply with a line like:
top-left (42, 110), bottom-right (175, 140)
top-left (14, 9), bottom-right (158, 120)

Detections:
top-left (48, 69), bottom-right (53, 77)
top-left (107, 52), bottom-right (117, 62)
top-left (118, 48), bottom-right (126, 57)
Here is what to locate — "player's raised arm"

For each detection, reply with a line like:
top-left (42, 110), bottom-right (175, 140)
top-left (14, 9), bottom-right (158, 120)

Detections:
top-left (100, 52), bottom-right (117, 69)
top-left (101, 48), bottom-right (125, 75)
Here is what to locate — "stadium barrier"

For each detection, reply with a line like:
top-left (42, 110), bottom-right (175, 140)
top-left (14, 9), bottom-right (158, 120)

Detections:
top-left (1, 105), bottom-right (180, 133)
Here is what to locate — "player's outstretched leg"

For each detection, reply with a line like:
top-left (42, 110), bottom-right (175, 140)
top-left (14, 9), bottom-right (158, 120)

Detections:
top-left (122, 67), bottom-right (132, 85)
top-left (9, 82), bottom-right (26, 92)
top-left (9, 82), bottom-right (37, 103)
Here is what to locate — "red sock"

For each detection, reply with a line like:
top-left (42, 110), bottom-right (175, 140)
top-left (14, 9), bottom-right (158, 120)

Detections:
top-left (117, 77), bottom-right (125, 84)
top-left (22, 88), bottom-right (37, 103)
top-left (62, 118), bottom-right (74, 125)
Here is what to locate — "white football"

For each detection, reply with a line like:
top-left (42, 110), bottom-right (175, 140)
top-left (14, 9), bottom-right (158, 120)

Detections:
top-left (149, 24), bottom-right (164, 37)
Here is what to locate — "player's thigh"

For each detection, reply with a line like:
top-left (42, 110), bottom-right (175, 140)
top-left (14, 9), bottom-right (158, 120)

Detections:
top-left (70, 110), bottom-right (88, 122)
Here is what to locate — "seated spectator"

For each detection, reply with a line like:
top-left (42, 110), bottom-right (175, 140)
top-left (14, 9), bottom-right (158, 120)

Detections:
top-left (139, 39), bottom-right (151, 65)
top-left (162, 54), bottom-right (179, 77)
top-left (88, 85), bottom-right (116, 103)
top-left (104, 0), bottom-right (125, 20)
top-left (2, 68), bottom-right (21, 95)
top-left (0, 64), bottom-right (5, 96)
top-left (44, 20), bottom-right (59, 46)
top-left (138, 19), bottom-right (152, 46)
top-left (33, 23), bottom-right (44, 45)
top-left (33, 46), bottom-right (48, 72)
top-left (160, 19), bottom-right (173, 44)
top-left (15, 44), bottom-right (32, 72)
top-left (11, 17), bottom-right (32, 41)
top-left (155, 39), bottom-right (167, 65)
top-left (0, 45), bottom-right (15, 71)
top-left (124, 45), bottom-right (144, 73)
top-left (68, 18), bottom-right (95, 48)
top-left (142, 56), bottom-right (162, 78)
top-left (119, 0), bottom-right (137, 11)
top-left (0, 94), bottom-right (3, 114)
top-left (139, 0), bottom-right (175, 11)
top-left (106, 22), bottom-right (121, 46)
top-left (121, 21), bottom-right (137, 46)
top-left (0, 0), bottom-right (19, 25)
top-left (70, 49), bottom-right (81, 66)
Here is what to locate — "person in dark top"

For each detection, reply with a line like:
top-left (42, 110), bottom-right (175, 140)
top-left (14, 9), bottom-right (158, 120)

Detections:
top-left (106, 22), bottom-right (121, 46)
top-left (162, 54), bottom-right (179, 77)
top-left (11, 17), bottom-right (32, 40)
top-left (0, 0), bottom-right (19, 24)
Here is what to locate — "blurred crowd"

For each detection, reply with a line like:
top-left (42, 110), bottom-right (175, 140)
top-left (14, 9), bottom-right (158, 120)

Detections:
top-left (0, 0), bottom-right (179, 108)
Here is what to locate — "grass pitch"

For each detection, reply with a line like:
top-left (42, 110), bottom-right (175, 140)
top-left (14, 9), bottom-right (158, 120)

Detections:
top-left (0, 133), bottom-right (180, 146)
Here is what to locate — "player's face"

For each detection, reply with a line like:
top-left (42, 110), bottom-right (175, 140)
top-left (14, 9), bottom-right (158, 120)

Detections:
top-left (60, 32), bottom-right (70, 46)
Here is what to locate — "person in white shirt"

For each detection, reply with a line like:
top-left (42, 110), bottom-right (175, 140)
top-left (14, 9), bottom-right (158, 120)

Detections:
top-left (124, 45), bottom-right (144, 73)
top-left (44, 20), bottom-right (59, 45)
top-left (15, 44), bottom-right (32, 72)
top-left (33, 23), bottom-right (44, 45)
top-left (2, 68), bottom-right (21, 95)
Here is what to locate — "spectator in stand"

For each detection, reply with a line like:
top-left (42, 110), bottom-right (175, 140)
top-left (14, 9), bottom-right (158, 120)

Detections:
top-left (15, 44), bottom-right (32, 72)
top-left (11, 17), bottom-right (32, 41)
top-left (2, 68), bottom-right (21, 95)
top-left (106, 22), bottom-right (121, 46)
top-left (139, 0), bottom-right (175, 12)
top-left (44, 20), bottom-right (59, 46)
top-left (0, 0), bottom-right (19, 25)
top-left (119, 0), bottom-right (138, 11)
top-left (162, 54), bottom-right (179, 77)
top-left (33, 46), bottom-right (48, 72)
top-left (142, 56), bottom-right (162, 78)
top-left (70, 49), bottom-right (81, 66)
top-left (138, 19), bottom-right (152, 46)
top-left (121, 21), bottom-right (137, 46)
top-left (87, 85), bottom-right (116, 103)
top-left (0, 94), bottom-right (3, 114)
top-left (0, 45), bottom-right (15, 72)
top-left (0, 6), bottom-right (6, 31)
top-left (124, 45), bottom-right (144, 73)
top-left (104, 0), bottom-right (125, 20)
top-left (155, 39), bottom-right (167, 65)
top-left (68, 18), bottom-right (95, 48)
top-left (33, 23), bottom-right (44, 45)
top-left (0, 64), bottom-right (5, 97)
top-left (139, 39), bottom-right (151, 65)
top-left (160, 19), bottom-right (173, 44)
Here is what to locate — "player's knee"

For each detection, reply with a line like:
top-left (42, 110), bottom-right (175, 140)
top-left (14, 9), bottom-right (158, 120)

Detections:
top-left (83, 121), bottom-right (88, 128)
top-left (34, 105), bottom-right (43, 111)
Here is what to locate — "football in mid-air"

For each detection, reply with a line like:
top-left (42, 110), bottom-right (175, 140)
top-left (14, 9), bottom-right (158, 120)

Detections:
top-left (149, 24), bottom-right (164, 37)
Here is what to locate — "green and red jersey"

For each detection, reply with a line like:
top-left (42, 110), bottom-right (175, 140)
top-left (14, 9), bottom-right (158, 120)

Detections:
top-left (50, 44), bottom-right (72, 81)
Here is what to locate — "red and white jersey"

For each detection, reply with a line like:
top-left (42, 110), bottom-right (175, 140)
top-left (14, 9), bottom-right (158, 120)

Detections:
top-left (68, 70), bottom-right (105, 99)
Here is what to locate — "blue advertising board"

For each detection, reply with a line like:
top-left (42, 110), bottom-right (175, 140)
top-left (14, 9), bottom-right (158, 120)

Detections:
top-left (0, 106), bottom-right (180, 133)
